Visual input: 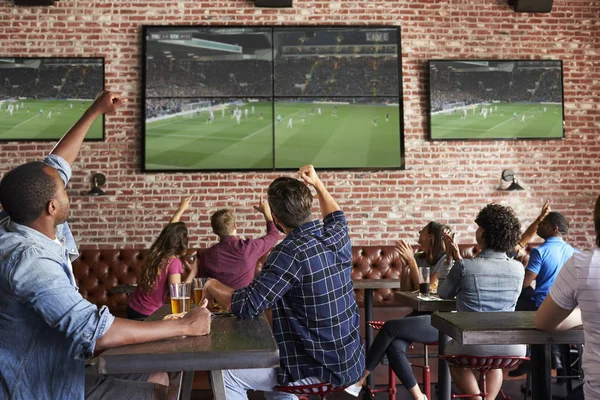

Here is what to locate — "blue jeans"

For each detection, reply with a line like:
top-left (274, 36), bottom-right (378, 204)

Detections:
top-left (222, 368), bottom-right (324, 400)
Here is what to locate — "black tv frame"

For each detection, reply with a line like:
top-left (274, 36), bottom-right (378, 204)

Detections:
top-left (141, 25), bottom-right (405, 172)
top-left (427, 59), bottom-right (565, 142)
top-left (0, 57), bottom-right (105, 142)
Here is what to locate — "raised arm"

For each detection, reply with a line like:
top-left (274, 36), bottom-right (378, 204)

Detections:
top-left (518, 200), bottom-right (551, 249)
top-left (50, 91), bottom-right (127, 165)
top-left (298, 165), bottom-right (340, 218)
top-left (170, 196), bottom-right (192, 223)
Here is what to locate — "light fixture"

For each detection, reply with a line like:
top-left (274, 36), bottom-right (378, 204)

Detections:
top-left (501, 169), bottom-right (525, 191)
top-left (88, 173), bottom-right (106, 196)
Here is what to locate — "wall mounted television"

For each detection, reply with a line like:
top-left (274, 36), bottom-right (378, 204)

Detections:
top-left (428, 60), bottom-right (564, 141)
top-left (142, 26), bottom-right (404, 171)
top-left (0, 57), bottom-right (104, 141)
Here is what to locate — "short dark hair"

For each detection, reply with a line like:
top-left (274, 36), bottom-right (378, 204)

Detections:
top-left (475, 203), bottom-right (521, 253)
top-left (594, 194), bottom-right (600, 247)
top-left (544, 212), bottom-right (569, 235)
top-left (211, 209), bottom-right (235, 238)
top-left (0, 162), bottom-right (58, 224)
top-left (267, 177), bottom-right (313, 229)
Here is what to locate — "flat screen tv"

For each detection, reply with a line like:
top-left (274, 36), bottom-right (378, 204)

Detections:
top-left (142, 26), bottom-right (404, 171)
top-left (0, 57), bottom-right (104, 141)
top-left (428, 60), bottom-right (564, 140)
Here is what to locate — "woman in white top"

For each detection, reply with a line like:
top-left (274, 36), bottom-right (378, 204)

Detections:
top-left (535, 195), bottom-right (598, 399)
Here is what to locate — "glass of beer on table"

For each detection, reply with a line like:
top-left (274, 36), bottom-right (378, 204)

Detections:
top-left (192, 278), bottom-right (208, 306)
top-left (169, 282), bottom-right (191, 314)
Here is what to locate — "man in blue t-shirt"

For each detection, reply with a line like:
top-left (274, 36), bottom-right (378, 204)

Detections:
top-left (510, 211), bottom-right (576, 377)
top-left (521, 211), bottom-right (576, 309)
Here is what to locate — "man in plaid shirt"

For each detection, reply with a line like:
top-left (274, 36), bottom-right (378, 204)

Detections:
top-left (204, 165), bottom-right (364, 400)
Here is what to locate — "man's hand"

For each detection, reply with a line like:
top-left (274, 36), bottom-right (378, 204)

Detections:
top-left (91, 90), bottom-right (127, 116)
top-left (181, 299), bottom-right (211, 335)
top-left (537, 200), bottom-right (551, 222)
top-left (298, 165), bottom-right (321, 188)
top-left (253, 196), bottom-right (273, 221)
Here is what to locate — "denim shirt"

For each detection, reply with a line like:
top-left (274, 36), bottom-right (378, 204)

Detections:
top-left (0, 155), bottom-right (113, 400)
top-left (439, 249), bottom-right (524, 312)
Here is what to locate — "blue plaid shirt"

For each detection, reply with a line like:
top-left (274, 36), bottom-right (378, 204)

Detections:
top-left (231, 211), bottom-right (365, 386)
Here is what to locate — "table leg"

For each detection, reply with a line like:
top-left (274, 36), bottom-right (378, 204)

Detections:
top-left (364, 288), bottom-right (375, 391)
top-left (531, 344), bottom-right (551, 400)
top-left (179, 371), bottom-right (194, 400)
top-left (210, 370), bottom-right (228, 400)
top-left (438, 331), bottom-right (450, 400)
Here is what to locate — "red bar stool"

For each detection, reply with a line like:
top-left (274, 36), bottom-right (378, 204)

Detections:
top-left (367, 321), bottom-right (437, 400)
top-left (439, 355), bottom-right (529, 399)
top-left (274, 382), bottom-right (347, 400)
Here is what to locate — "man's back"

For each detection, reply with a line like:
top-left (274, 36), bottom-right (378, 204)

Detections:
top-left (202, 220), bottom-right (279, 289)
top-left (232, 211), bottom-right (364, 386)
top-left (527, 237), bottom-right (575, 307)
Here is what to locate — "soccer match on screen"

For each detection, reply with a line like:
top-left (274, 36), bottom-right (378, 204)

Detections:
top-left (143, 27), bottom-right (403, 171)
top-left (429, 60), bottom-right (564, 141)
top-left (0, 58), bottom-right (104, 141)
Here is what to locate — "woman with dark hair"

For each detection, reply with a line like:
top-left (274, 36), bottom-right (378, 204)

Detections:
top-left (535, 194), bottom-right (599, 399)
top-left (439, 203), bottom-right (526, 400)
top-left (127, 197), bottom-right (198, 320)
top-left (346, 221), bottom-right (452, 400)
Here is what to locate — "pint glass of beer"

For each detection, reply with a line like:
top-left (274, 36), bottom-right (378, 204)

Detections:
top-left (192, 278), bottom-right (208, 306)
top-left (169, 282), bottom-right (191, 314)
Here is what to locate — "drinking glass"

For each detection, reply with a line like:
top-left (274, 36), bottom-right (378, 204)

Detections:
top-left (192, 278), bottom-right (208, 306)
top-left (419, 266), bottom-right (430, 296)
top-left (169, 282), bottom-right (191, 314)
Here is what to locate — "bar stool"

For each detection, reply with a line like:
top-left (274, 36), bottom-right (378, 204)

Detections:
top-left (439, 355), bottom-right (529, 399)
top-left (274, 382), bottom-right (347, 400)
top-left (367, 320), bottom-right (437, 400)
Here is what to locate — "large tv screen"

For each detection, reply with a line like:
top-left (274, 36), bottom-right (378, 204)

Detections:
top-left (0, 57), bottom-right (104, 141)
top-left (142, 26), bottom-right (404, 171)
top-left (428, 60), bottom-right (564, 140)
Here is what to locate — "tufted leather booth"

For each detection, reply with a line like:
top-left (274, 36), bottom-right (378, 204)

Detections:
top-left (73, 244), bottom-right (539, 318)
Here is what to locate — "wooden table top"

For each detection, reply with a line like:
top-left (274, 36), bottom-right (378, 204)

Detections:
top-left (431, 311), bottom-right (584, 345)
top-left (394, 291), bottom-right (457, 313)
top-left (352, 279), bottom-right (402, 290)
top-left (97, 305), bottom-right (280, 374)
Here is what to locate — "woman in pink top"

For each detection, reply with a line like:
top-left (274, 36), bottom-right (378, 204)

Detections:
top-left (127, 197), bottom-right (198, 320)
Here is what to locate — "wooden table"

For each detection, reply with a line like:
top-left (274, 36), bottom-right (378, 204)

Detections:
top-left (352, 279), bottom-right (402, 390)
top-left (395, 291), bottom-right (456, 400)
top-left (431, 311), bottom-right (584, 400)
top-left (97, 305), bottom-right (280, 400)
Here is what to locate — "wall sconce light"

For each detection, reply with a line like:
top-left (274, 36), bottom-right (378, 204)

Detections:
top-left (88, 173), bottom-right (106, 196)
top-left (501, 169), bottom-right (525, 191)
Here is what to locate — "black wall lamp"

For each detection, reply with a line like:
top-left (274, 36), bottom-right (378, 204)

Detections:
top-left (88, 173), bottom-right (106, 196)
top-left (501, 169), bottom-right (525, 191)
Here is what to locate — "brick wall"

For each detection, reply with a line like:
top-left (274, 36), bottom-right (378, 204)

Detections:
top-left (0, 0), bottom-right (598, 249)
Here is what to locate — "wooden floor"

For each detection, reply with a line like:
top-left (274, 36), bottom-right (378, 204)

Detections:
top-left (188, 377), bottom-right (583, 400)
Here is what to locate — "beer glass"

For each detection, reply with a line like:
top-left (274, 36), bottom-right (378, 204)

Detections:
top-left (169, 282), bottom-right (191, 314)
top-left (419, 266), bottom-right (430, 296)
top-left (192, 278), bottom-right (208, 306)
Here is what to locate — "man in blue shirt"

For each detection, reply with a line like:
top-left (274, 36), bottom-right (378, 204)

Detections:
top-left (0, 91), bottom-right (211, 400)
top-left (521, 211), bottom-right (576, 309)
top-left (203, 165), bottom-right (365, 400)
top-left (510, 211), bottom-right (576, 377)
